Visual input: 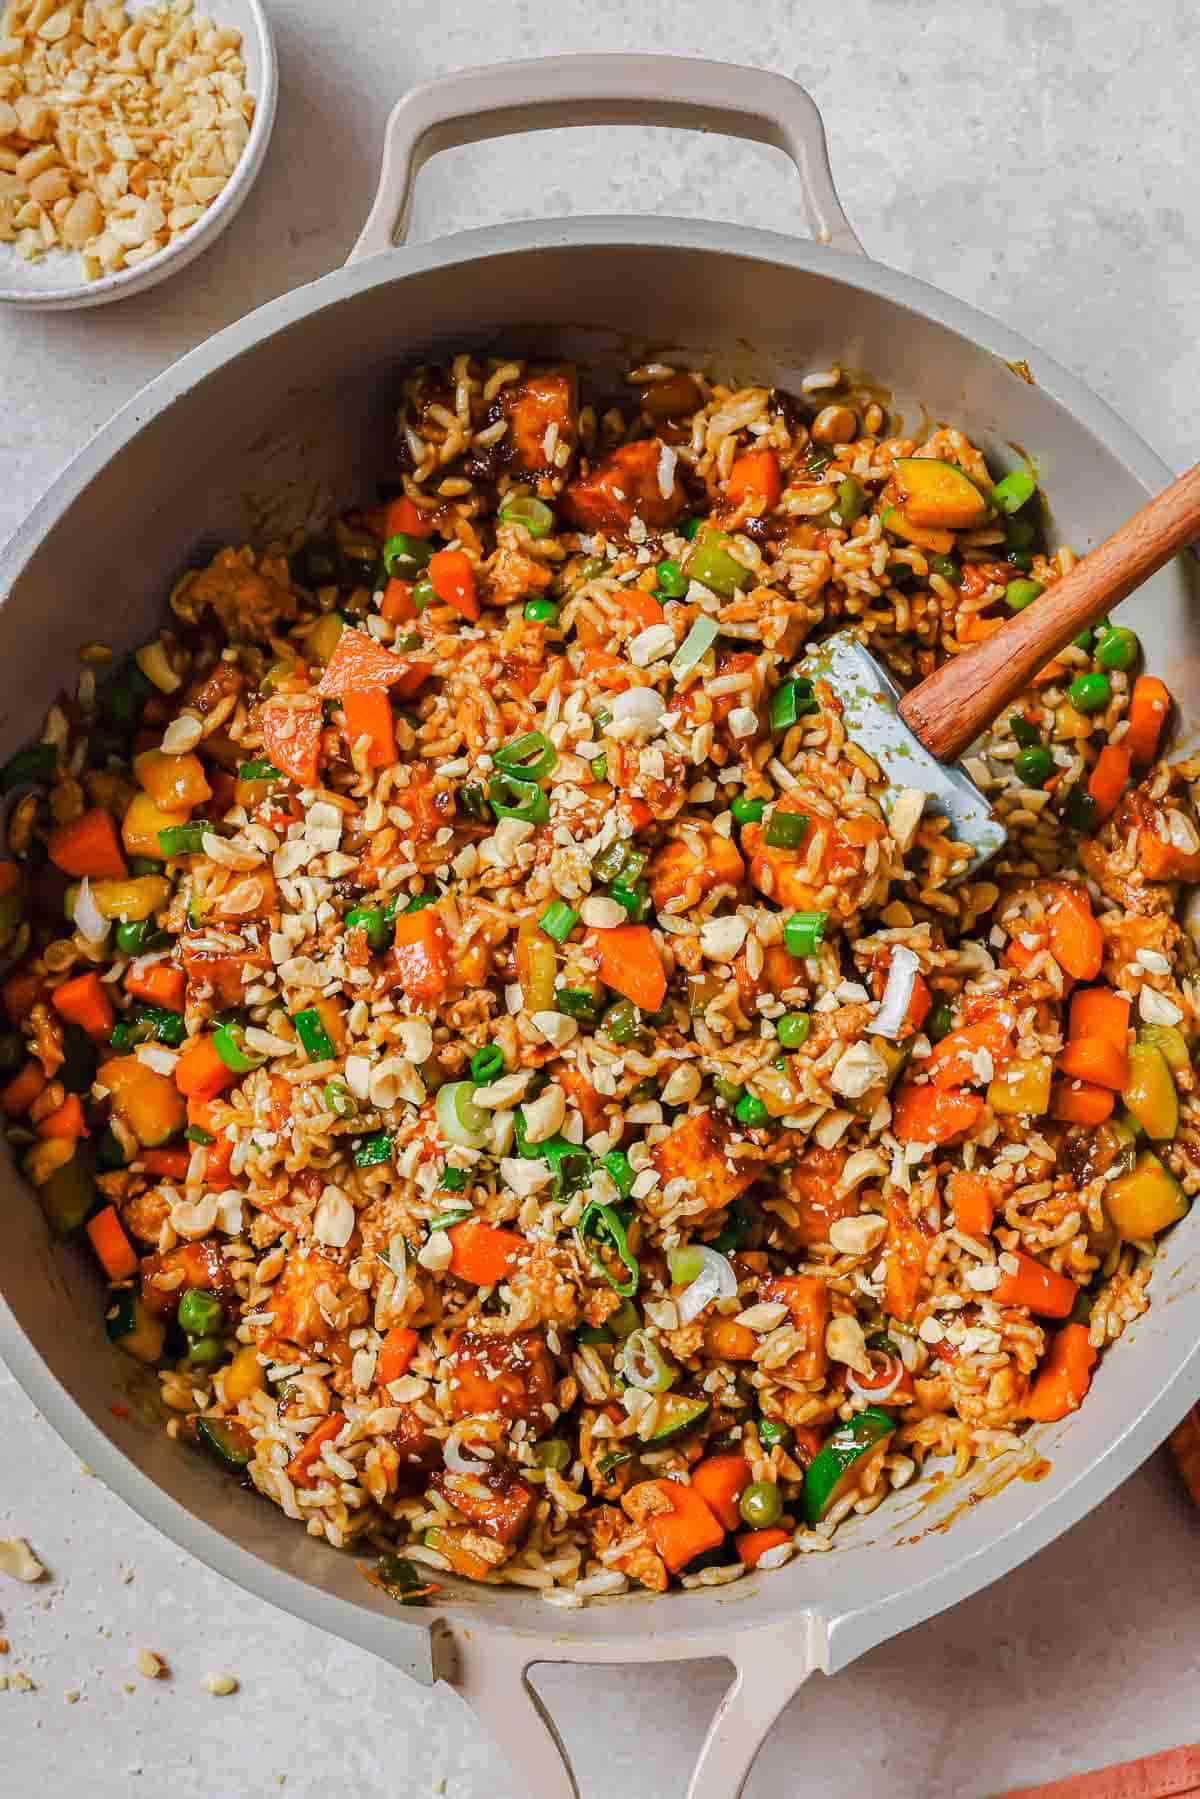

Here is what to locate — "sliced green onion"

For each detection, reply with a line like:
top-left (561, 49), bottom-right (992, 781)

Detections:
top-left (769, 677), bottom-right (817, 733)
top-left (539, 900), bottom-right (578, 943)
top-left (291, 1007), bottom-right (335, 1061)
top-left (669, 614), bottom-right (719, 677)
top-left (405, 892), bottom-right (438, 912)
top-left (157, 822), bottom-right (208, 857)
top-left (458, 783), bottom-right (488, 820)
top-left (237, 759), bottom-right (283, 781)
top-left (0, 742), bottom-right (57, 792)
top-left (783, 910), bottom-right (829, 957)
top-left (829, 475), bottom-right (866, 529)
top-left (376, 1553), bottom-right (434, 1607)
top-left (764, 810), bottom-right (810, 850)
top-left (499, 496), bottom-right (555, 539)
top-left (469, 1043), bottom-right (504, 1084)
top-left (495, 730), bottom-right (557, 781)
top-left (438, 1165), bottom-right (470, 1192)
top-left (488, 770), bottom-right (550, 825)
top-left (382, 532), bottom-right (433, 577)
top-left (427, 1208), bottom-right (473, 1233)
top-left (185, 1124), bottom-right (216, 1145)
top-left (991, 466), bottom-right (1038, 514)
top-left (523, 598), bottom-right (560, 625)
top-left (577, 1200), bottom-right (639, 1296)
top-left (323, 1078), bottom-right (358, 1119)
top-left (436, 1079), bottom-right (489, 1149)
top-left (601, 999), bottom-right (642, 1045)
top-left (589, 753), bottom-right (608, 782)
top-left (756, 1416), bottom-right (792, 1453)
top-left (411, 574), bottom-right (435, 612)
top-left (1009, 714), bottom-right (1041, 749)
top-left (344, 904), bottom-right (389, 950)
top-left (353, 1131), bottom-right (393, 1168)
top-left (556, 986), bottom-right (601, 1023)
top-left (213, 1020), bottom-right (265, 1072)
top-left (621, 1328), bottom-right (674, 1391)
top-left (608, 878), bottom-right (649, 924)
top-left (602, 1148), bottom-right (635, 1197)
top-left (776, 1012), bottom-right (810, 1048)
top-left (730, 794), bottom-right (765, 826)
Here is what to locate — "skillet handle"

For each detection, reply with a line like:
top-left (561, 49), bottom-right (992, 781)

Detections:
top-left (347, 54), bottom-right (862, 262)
top-left (452, 1621), bottom-right (814, 1799)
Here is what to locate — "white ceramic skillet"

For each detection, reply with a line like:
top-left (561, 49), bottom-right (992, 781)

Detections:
top-left (1, 55), bottom-right (1198, 1799)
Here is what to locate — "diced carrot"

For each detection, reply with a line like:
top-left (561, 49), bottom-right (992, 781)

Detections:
top-left (904, 972), bottom-right (933, 1035)
top-left (958, 612), bottom-right (1006, 643)
top-left (1051, 1080), bottom-right (1114, 1124)
top-left (622, 796), bottom-right (653, 833)
top-left (124, 962), bottom-right (186, 1013)
top-left (141, 1146), bottom-right (191, 1179)
top-left (1058, 1034), bottom-right (1128, 1092)
top-left (587, 923), bottom-right (667, 1013)
top-left (46, 806), bottom-right (128, 879)
top-left (703, 1318), bottom-right (758, 1361)
top-left (52, 970), bottom-right (115, 1040)
top-left (258, 697), bottom-right (322, 788)
top-left (1032, 656), bottom-right (1069, 686)
top-left (760, 1274), bottom-right (829, 1380)
top-left (380, 577), bottom-right (416, 623)
top-left (1003, 935), bottom-right (1040, 974)
top-left (86, 1205), bottom-right (139, 1281)
top-left (725, 447), bottom-right (782, 512)
top-left (927, 1011), bottom-right (1014, 1090)
top-left (3, 968), bottom-right (43, 1023)
top-left (384, 495), bottom-right (434, 539)
top-left (1047, 885), bottom-right (1103, 981)
top-left (1026, 1322), bottom-right (1097, 1422)
top-left (1, 1060), bottom-right (45, 1117)
top-left (948, 1170), bottom-right (994, 1236)
top-left (36, 1093), bottom-right (88, 1140)
top-left (342, 688), bottom-right (396, 767)
top-left (1068, 986), bottom-right (1130, 1051)
top-left (1125, 675), bottom-right (1170, 765)
top-left (993, 1249), bottom-right (1077, 1318)
top-left (174, 1034), bottom-right (236, 1100)
top-left (577, 649), bottom-right (632, 691)
top-left (389, 907), bottom-right (451, 1002)
top-left (1088, 743), bottom-right (1131, 821)
top-left (735, 1527), bottom-right (791, 1569)
top-left (427, 549), bottom-right (480, 623)
top-left (690, 1454), bottom-right (752, 1532)
top-left (639, 1478), bottom-right (726, 1573)
top-left (622, 588), bottom-right (665, 630)
top-left (376, 1325), bottom-right (419, 1386)
top-left (882, 1192), bottom-right (931, 1322)
top-left (447, 1219), bottom-right (523, 1286)
top-left (891, 1082), bottom-right (985, 1145)
top-left (557, 1062), bottom-right (606, 1134)
top-left (315, 628), bottom-right (414, 697)
top-left (0, 861), bottom-right (21, 896)
top-left (286, 1413), bottom-right (343, 1486)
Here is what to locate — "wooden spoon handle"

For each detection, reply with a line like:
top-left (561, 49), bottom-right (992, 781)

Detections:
top-left (898, 461), bottom-right (1200, 764)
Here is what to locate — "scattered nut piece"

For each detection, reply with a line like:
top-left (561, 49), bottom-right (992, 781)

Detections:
top-left (136, 1649), bottom-right (168, 1681)
top-left (0, 1538), bottom-right (45, 1583)
top-left (202, 1671), bottom-right (239, 1696)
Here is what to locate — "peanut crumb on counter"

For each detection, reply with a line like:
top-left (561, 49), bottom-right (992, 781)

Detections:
top-left (136, 1649), bottom-right (168, 1680)
top-left (202, 1670), bottom-right (238, 1696)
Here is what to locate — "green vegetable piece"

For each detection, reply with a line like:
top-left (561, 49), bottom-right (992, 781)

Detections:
top-left (178, 1288), bottom-right (224, 1337)
top-left (184, 1124), bottom-right (216, 1146)
top-left (643, 1393), bottom-right (711, 1445)
top-left (539, 899), bottom-right (578, 943)
top-left (928, 553), bottom-right (961, 585)
top-left (802, 1407), bottom-right (896, 1526)
top-left (1014, 746), bottom-right (1054, 788)
top-left (1063, 784), bottom-right (1096, 833)
top-left (712, 1076), bottom-right (744, 1107)
top-left (756, 1417), bottom-right (792, 1454)
top-left (990, 466), bottom-right (1038, 514)
top-left (621, 1328), bottom-right (674, 1392)
top-left (602, 1148), bottom-right (635, 1197)
top-left (1068, 672), bottom-right (1112, 715)
top-left (532, 1437), bottom-right (571, 1471)
top-left (186, 1334), bottom-right (226, 1368)
top-left (382, 532), bottom-right (433, 578)
top-left (353, 1131), bottom-right (393, 1168)
top-left (344, 904), bottom-right (389, 950)
top-left (830, 475), bottom-right (866, 529)
top-left (523, 597), bottom-right (560, 625)
top-left (499, 496), bottom-right (555, 539)
top-left (1094, 625), bottom-right (1140, 671)
top-left (438, 1165), bottom-right (470, 1193)
top-left (769, 677), bottom-right (817, 734)
top-left (655, 557), bottom-right (689, 598)
top-left (0, 742), bottom-right (57, 792)
top-left (764, 810), bottom-right (809, 850)
top-left (1122, 1040), bottom-right (1179, 1142)
top-left (730, 794), bottom-right (765, 826)
top-left (469, 1043), bottom-right (504, 1085)
top-left (195, 1416), bottom-right (254, 1472)
top-left (577, 1200), bottom-right (640, 1296)
top-left (157, 822), bottom-right (208, 857)
top-left (213, 1020), bottom-right (266, 1072)
top-left (410, 574), bottom-right (435, 612)
top-left (1005, 578), bottom-right (1044, 611)
top-left (555, 986), bottom-right (601, 1026)
top-left (488, 769), bottom-right (550, 826)
top-left (682, 529), bottom-right (753, 598)
top-left (322, 1079), bottom-right (358, 1120)
top-left (1137, 1022), bottom-right (1189, 1073)
top-left (39, 1151), bottom-right (95, 1235)
top-left (1005, 513), bottom-right (1037, 551)
top-left (105, 1292), bottom-right (164, 1363)
top-left (776, 1012), bottom-right (811, 1048)
top-left (602, 999), bottom-right (643, 1046)
top-left (115, 918), bottom-right (153, 954)
top-left (292, 1008), bottom-right (335, 1061)
top-left (735, 1092), bottom-right (769, 1128)
top-left (783, 910), bottom-right (829, 958)
top-left (1009, 714), bottom-right (1041, 749)
top-left (496, 729), bottom-right (557, 782)
top-left (589, 753), bottom-right (608, 782)
top-left (1106, 1150), bottom-right (1189, 1240)
top-left (58, 1019), bottom-right (97, 1094)
top-left (608, 877), bottom-right (650, 924)
top-left (96, 1126), bottom-right (127, 1169)
top-left (680, 515), bottom-right (704, 541)
top-left (1067, 1289), bottom-right (1094, 1327)
top-left (376, 1552), bottom-right (434, 1607)
top-left (738, 1480), bottom-right (783, 1528)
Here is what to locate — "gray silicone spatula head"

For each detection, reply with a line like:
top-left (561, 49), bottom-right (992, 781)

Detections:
top-left (803, 631), bottom-right (1007, 876)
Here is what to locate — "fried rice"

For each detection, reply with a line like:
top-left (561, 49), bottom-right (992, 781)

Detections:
top-left (4, 353), bottom-right (1198, 1604)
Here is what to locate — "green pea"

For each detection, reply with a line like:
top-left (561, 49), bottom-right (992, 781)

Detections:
top-left (655, 558), bottom-right (688, 598)
top-left (713, 1076), bottom-right (744, 1107)
top-left (776, 1013), bottom-right (810, 1048)
top-left (1007, 550), bottom-right (1035, 573)
top-left (1005, 578), bottom-right (1044, 611)
top-left (730, 795), bottom-right (765, 826)
top-left (738, 1480), bottom-right (783, 1528)
top-left (1068, 672), bottom-right (1112, 715)
top-left (1094, 625), bottom-right (1140, 671)
top-left (1013, 746), bottom-right (1054, 788)
top-left (926, 1002), bottom-right (954, 1042)
top-left (178, 1289), bottom-right (224, 1337)
top-left (735, 1092), bottom-right (769, 1128)
top-left (524, 598), bottom-right (560, 625)
top-left (186, 1335), bottom-right (226, 1369)
top-left (927, 553), bottom-right (960, 585)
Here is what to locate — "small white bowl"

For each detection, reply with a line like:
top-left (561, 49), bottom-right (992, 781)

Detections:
top-left (0, 0), bottom-right (277, 311)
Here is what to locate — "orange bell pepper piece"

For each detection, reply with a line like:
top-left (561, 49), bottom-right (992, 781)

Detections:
top-left (735, 1527), bottom-right (791, 1569)
top-left (891, 1082), bottom-right (984, 1145)
top-left (1047, 885), bottom-right (1103, 981)
top-left (725, 447), bottom-right (781, 512)
top-left (948, 1170), bottom-right (994, 1236)
top-left (389, 907), bottom-right (451, 1003)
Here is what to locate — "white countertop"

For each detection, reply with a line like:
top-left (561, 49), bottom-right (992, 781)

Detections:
top-left (2, 3), bottom-right (1199, 1794)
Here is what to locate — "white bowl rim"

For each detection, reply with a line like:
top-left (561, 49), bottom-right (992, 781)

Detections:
top-left (0, 0), bottom-right (278, 310)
